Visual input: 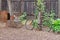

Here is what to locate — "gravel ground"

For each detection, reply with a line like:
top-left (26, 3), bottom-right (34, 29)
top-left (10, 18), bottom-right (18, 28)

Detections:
top-left (0, 27), bottom-right (60, 40)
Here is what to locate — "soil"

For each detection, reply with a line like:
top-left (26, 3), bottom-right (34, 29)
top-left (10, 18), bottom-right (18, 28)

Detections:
top-left (0, 27), bottom-right (60, 40)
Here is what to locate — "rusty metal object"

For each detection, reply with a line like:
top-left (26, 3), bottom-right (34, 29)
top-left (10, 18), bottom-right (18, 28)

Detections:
top-left (0, 10), bottom-right (9, 22)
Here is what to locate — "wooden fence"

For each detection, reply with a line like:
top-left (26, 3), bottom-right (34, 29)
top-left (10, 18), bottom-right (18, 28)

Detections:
top-left (0, 0), bottom-right (59, 17)
top-left (45, 0), bottom-right (58, 17)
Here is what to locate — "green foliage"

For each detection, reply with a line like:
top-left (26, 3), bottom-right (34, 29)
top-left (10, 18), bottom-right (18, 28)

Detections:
top-left (34, 9), bottom-right (39, 18)
top-left (35, 0), bottom-right (56, 31)
top-left (19, 12), bottom-right (27, 21)
top-left (33, 0), bottom-right (45, 29)
top-left (19, 12), bottom-right (27, 24)
top-left (32, 9), bottom-right (39, 29)
top-left (52, 19), bottom-right (60, 32)
top-left (32, 19), bottom-right (39, 29)
top-left (43, 10), bottom-right (55, 27)
top-left (36, 0), bottom-right (45, 12)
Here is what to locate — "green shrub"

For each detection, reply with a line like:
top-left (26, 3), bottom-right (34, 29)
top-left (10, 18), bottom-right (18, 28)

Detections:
top-left (32, 19), bottom-right (39, 29)
top-left (19, 12), bottom-right (27, 21)
top-left (33, 0), bottom-right (45, 29)
top-left (19, 12), bottom-right (27, 24)
top-left (32, 10), bottom-right (39, 29)
top-left (52, 19), bottom-right (60, 32)
top-left (42, 10), bottom-right (55, 27)
top-left (34, 9), bottom-right (39, 19)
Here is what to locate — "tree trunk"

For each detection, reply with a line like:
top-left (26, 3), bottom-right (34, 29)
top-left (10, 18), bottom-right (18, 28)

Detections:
top-left (7, 0), bottom-right (12, 15)
top-left (38, 12), bottom-right (42, 30)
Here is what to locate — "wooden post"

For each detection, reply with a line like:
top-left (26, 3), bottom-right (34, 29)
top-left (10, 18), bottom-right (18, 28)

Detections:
top-left (38, 12), bottom-right (42, 30)
top-left (39, 12), bottom-right (42, 30)
top-left (0, 0), bottom-right (1, 10)
top-left (38, 12), bottom-right (40, 24)
top-left (7, 0), bottom-right (13, 15)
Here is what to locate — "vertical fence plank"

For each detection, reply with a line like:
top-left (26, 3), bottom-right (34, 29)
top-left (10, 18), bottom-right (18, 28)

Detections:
top-left (7, 0), bottom-right (13, 15)
top-left (45, 0), bottom-right (58, 18)
top-left (0, 0), bottom-right (1, 10)
top-left (21, 1), bottom-right (24, 13)
top-left (58, 0), bottom-right (60, 18)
